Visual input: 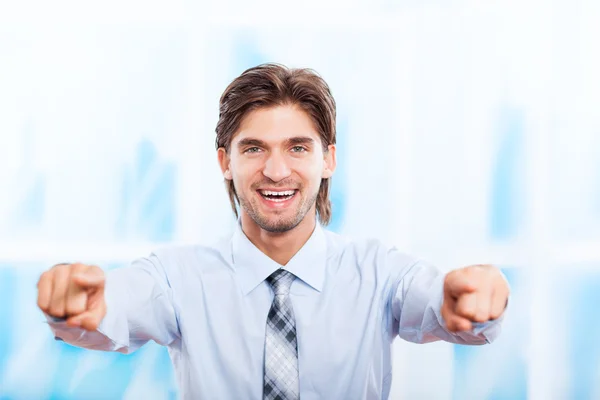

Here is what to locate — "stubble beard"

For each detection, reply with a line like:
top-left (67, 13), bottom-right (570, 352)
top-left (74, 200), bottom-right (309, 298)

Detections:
top-left (238, 187), bottom-right (319, 233)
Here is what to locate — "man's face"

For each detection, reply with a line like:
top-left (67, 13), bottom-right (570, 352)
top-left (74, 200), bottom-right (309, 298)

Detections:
top-left (218, 104), bottom-right (336, 233)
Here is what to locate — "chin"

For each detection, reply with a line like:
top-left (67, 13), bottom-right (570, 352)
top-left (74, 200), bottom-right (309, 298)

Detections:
top-left (256, 215), bottom-right (302, 233)
top-left (239, 191), bottom-right (316, 233)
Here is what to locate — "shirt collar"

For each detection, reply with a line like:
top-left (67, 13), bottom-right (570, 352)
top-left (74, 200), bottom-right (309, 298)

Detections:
top-left (231, 219), bottom-right (327, 296)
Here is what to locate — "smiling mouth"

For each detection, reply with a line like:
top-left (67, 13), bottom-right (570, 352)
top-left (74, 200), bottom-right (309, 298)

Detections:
top-left (257, 189), bottom-right (297, 202)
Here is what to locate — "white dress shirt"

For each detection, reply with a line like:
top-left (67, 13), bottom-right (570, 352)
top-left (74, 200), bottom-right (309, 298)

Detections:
top-left (47, 221), bottom-right (503, 399)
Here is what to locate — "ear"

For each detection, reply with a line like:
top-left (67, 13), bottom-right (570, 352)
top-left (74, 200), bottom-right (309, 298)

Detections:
top-left (322, 144), bottom-right (337, 179)
top-left (217, 147), bottom-right (232, 180)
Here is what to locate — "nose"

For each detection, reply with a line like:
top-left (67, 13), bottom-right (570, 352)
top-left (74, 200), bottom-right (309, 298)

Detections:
top-left (263, 150), bottom-right (292, 182)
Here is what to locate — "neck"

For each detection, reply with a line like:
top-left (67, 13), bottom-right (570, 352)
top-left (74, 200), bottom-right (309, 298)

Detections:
top-left (240, 210), bottom-right (317, 266)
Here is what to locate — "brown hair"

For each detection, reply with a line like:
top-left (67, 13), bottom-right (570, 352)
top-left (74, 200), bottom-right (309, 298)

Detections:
top-left (215, 63), bottom-right (337, 225)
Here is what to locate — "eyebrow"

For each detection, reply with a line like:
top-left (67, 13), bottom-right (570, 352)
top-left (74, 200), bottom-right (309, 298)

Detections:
top-left (285, 136), bottom-right (315, 147)
top-left (236, 136), bottom-right (315, 149)
top-left (237, 138), bottom-right (266, 149)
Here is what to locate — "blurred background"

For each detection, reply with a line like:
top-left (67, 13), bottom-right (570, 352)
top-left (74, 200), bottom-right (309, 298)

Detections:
top-left (1, 0), bottom-right (599, 398)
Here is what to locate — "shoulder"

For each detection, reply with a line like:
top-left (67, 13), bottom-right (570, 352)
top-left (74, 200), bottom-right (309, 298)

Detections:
top-left (148, 234), bottom-right (233, 273)
top-left (322, 229), bottom-right (419, 271)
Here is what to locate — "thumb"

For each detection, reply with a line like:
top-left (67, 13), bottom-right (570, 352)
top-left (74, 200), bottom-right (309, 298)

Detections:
top-left (445, 272), bottom-right (477, 298)
top-left (66, 300), bottom-right (106, 331)
top-left (72, 268), bottom-right (105, 288)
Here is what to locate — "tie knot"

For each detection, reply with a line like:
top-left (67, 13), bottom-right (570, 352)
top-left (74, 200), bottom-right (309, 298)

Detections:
top-left (266, 269), bottom-right (295, 296)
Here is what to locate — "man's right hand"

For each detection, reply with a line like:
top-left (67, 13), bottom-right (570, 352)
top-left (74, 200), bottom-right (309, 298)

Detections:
top-left (37, 263), bottom-right (107, 331)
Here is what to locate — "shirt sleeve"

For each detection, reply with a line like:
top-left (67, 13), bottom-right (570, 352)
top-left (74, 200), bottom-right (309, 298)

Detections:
top-left (45, 254), bottom-right (180, 354)
top-left (387, 251), bottom-right (504, 345)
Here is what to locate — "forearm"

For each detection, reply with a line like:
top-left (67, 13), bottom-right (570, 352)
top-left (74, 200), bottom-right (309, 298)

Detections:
top-left (395, 262), bottom-right (505, 345)
top-left (45, 273), bottom-right (131, 353)
top-left (44, 256), bottom-right (179, 353)
top-left (46, 317), bottom-right (127, 353)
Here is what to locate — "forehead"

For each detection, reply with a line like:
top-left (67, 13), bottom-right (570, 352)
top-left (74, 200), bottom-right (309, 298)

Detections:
top-left (233, 105), bottom-right (321, 144)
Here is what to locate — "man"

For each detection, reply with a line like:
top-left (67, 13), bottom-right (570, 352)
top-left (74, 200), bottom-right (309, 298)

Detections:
top-left (38, 63), bottom-right (509, 399)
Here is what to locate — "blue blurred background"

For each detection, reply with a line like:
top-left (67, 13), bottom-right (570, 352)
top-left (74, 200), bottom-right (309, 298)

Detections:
top-left (1, 0), bottom-right (599, 398)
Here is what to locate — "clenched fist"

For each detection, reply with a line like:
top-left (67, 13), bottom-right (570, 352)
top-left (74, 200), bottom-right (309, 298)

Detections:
top-left (37, 263), bottom-right (107, 331)
top-left (442, 264), bottom-right (509, 332)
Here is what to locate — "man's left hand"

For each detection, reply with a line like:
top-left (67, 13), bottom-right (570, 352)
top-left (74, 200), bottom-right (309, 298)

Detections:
top-left (442, 264), bottom-right (509, 332)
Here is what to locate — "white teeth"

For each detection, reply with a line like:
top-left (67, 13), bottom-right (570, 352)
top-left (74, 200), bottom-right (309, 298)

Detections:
top-left (260, 190), bottom-right (295, 196)
top-left (259, 189), bottom-right (296, 202)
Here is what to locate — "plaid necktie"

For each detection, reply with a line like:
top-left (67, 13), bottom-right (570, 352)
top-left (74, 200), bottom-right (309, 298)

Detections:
top-left (263, 269), bottom-right (300, 400)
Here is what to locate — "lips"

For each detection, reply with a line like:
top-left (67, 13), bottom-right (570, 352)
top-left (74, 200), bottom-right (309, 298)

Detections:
top-left (258, 189), bottom-right (297, 202)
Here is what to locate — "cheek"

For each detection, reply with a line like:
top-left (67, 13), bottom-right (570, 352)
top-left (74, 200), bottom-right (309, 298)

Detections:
top-left (294, 161), bottom-right (324, 189)
top-left (231, 160), bottom-right (262, 187)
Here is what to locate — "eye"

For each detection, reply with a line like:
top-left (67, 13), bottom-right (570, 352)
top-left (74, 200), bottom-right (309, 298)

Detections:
top-left (291, 146), bottom-right (307, 153)
top-left (244, 147), bottom-right (261, 154)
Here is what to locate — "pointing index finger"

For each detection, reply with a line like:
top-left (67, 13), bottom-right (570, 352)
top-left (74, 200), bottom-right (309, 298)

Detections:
top-left (72, 267), bottom-right (105, 288)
